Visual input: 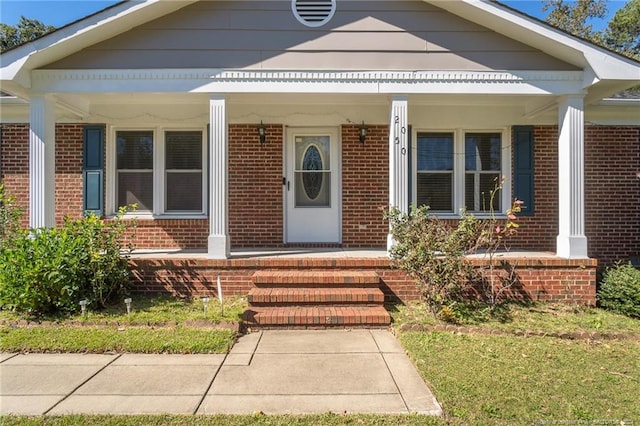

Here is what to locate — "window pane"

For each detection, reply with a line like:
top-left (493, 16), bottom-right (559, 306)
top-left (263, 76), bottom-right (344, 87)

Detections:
top-left (166, 172), bottom-right (202, 211)
top-left (465, 173), bottom-right (501, 212)
top-left (166, 131), bottom-right (202, 170)
top-left (118, 172), bottom-right (153, 211)
top-left (295, 136), bottom-right (330, 171)
top-left (465, 173), bottom-right (475, 211)
top-left (116, 131), bottom-right (153, 169)
top-left (465, 133), bottom-right (501, 171)
top-left (417, 133), bottom-right (453, 171)
top-left (417, 173), bottom-right (453, 211)
top-left (480, 174), bottom-right (501, 212)
top-left (295, 171), bottom-right (331, 207)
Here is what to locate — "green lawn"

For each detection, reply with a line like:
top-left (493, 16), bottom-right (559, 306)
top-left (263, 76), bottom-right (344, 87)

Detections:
top-left (399, 331), bottom-right (640, 425)
top-left (0, 326), bottom-right (235, 354)
top-left (0, 294), bottom-right (247, 325)
top-left (0, 295), bottom-right (245, 354)
top-left (0, 414), bottom-right (444, 426)
top-left (391, 301), bottom-right (640, 335)
top-left (2, 299), bottom-right (639, 424)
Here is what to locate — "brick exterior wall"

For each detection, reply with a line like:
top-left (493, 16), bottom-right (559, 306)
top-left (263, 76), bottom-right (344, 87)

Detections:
top-left (228, 124), bottom-right (284, 247)
top-left (129, 256), bottom-right (597, 305)
top-left (341, 124), bottom-right (389, 247)
top-left (509, 126), bottom-right (559, 252)
top-left (54, 124), bottom-right (84, 225)
top-left (508, 125), bottom-right (640, 265)
top-left (584, 126), bottom-right (640, 264)
top-left (124, 219), bottom-right (209, 249)
top-left (0, 124), bottom-right (30, 227)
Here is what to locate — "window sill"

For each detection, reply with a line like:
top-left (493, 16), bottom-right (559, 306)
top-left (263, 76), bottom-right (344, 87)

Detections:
top-left (106, 213), bottom-right (208, 220)
top-left (431, 213), bottom-right (508, 220)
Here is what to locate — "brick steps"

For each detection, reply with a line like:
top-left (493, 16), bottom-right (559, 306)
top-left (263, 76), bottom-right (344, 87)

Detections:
top-left (252, 270), bottom-right (380, 287)
top-left (243, 270), bottom-right (390, 329)
top-left (243, 306), bottom-right (390, 327)
top-left (248, 287), bottom-right (384, 305)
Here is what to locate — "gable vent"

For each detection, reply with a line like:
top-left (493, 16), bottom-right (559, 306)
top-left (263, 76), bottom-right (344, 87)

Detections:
top-left (292, 0), bottom-right (336, 27)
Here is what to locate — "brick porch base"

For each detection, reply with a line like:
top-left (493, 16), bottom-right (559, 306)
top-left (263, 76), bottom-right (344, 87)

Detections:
top-left (128, 253), bottom-right (597, 306)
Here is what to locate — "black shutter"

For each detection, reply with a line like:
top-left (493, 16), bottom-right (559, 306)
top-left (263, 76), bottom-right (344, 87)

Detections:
top-left (512, 126), bottom-right (534, 216)
top-left (83, 125), bottom-right (104, 216)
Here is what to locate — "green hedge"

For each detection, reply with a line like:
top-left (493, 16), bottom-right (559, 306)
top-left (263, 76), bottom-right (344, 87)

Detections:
top-left (0, 209), bottom-right (135, 317)
top-left (598, 262), bottom-right (640, 319)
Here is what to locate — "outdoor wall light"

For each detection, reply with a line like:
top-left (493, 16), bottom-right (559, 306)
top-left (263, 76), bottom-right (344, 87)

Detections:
top-left (202, 297), bottom-right (210, 318)
top-left (359, 122), bottom-right (368, 144)
top-left (257, 121), bottom-right (266, 143)
top-left (124, 298), bottom-right (132, 316)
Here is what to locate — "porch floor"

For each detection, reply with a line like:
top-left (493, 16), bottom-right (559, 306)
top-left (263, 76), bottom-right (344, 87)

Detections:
top-left (129, 248), bottom-right (560, 260)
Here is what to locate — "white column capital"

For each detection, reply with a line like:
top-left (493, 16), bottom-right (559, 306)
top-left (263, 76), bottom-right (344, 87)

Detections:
top-left (29, 95), bottom-right (56, 229)
top-left (556, 94), bottom-right (588, 258)
top-left (208, 95), bottom-right (230, 259)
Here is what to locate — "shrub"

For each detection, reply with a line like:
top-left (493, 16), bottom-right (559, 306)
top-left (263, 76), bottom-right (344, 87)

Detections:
top-left (387, 205), bottom-right (480, 317)
top-left (0, 183), bottom-right (22, 247)
top-left (387, 178), bottom-right (524, 318)
top-left (598, 262), bottom-right (640, 319)
top-left (0, 207), bottom-right (136, 316)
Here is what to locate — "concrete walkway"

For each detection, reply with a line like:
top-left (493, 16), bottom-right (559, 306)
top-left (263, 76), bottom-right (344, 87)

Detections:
top-left (0, 329), bottom-right (442, 416)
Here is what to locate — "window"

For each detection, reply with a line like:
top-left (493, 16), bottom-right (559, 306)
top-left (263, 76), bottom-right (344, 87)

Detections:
top-left (465, 133), bottom-right (501, 212)
top-left (415, 130), bottom-right (509, 215)
top-left (165, 131), bottom-right (203, 212)
top-left (110, 128), bottom-right (206, 216)
top-left (417, 133), bottom-right (454, 212)
top-left (116, 131), bottom-right (154, 212)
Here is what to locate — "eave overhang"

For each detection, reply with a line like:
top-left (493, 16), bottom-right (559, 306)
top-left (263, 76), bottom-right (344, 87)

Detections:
top-left (430, 0), bottom-right (640, 83)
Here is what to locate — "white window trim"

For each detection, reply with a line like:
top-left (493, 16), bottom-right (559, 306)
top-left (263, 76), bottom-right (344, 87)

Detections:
top-left (412, 127), bottom-right (511, 218)
top-left (106, 125), bottom-right (208, 219)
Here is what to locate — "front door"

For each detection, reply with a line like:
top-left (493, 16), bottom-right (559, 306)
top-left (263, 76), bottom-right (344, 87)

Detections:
top-left (285, 128), bottom-right (340, 243)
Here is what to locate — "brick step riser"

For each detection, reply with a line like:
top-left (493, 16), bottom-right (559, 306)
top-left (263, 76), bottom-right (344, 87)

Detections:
top-left (249, 302), bottom-right (385, 307)
top-left (252, 283), bottom-right (380, 288)
top-left (252, 272), bottom-right (381, 287)
top-left (243, 317), bottom-right (391, 327)
top-left (243, 306), bottom-right (391, 328)
top-left (248, 290), bottom-right (385, 305)
top-left (248, 296), bottom-right (385, 304)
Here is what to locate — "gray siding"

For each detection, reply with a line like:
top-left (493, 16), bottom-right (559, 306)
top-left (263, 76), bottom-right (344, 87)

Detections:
top-left (45, 0), bottom-right (577, 71)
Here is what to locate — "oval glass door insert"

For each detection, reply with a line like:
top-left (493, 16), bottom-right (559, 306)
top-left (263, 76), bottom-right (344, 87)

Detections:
top-left (302, 145), bottom-right (323, 199)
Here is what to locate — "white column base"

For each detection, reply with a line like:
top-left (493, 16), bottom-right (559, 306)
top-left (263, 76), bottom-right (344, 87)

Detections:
top-left (208, 234), bottom-right (230, 259)
top-left (556, 235), bottom-right (588, 259)
top-left (387, 233), bottom-right (395, 254)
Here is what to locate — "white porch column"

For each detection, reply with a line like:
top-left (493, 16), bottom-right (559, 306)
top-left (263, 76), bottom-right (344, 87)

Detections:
top-left (387, 96), bottom-right (409, 251)
top-left (556, 95), bottom-right (588, 258)
top-left (29, 95), bottom-right (56, 229)
top-left (207, 95), bottom-right (230, 259)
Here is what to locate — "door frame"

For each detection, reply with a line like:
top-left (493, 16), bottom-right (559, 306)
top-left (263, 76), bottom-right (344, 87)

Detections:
top-left (283, 126), bottom-right (342, 244)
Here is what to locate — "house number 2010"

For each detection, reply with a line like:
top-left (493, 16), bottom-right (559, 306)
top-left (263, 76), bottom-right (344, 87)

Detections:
top-left (394, 115), bottom-right (407, 155)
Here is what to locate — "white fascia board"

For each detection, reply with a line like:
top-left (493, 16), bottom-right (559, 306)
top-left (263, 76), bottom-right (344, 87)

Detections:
top-left (429, 0), bottom-right (640, 82)
top-left (598, 98), bottom-right (640, 107)
top-left (31, 69), bottom-right (585, 96)
top-left (0, 0), bottom-right (197, 84)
